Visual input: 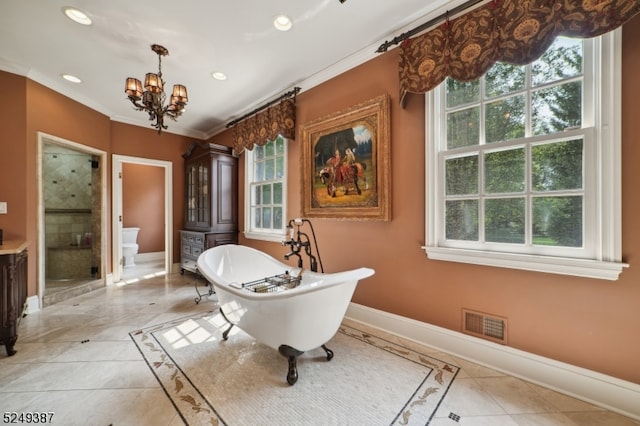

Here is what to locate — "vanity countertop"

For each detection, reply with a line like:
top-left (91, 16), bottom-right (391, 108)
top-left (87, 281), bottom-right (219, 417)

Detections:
top-left (0, 240), bottom-right (29, 255)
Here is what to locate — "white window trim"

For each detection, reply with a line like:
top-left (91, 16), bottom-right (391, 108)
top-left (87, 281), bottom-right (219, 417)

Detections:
top-left (243, 138), bottom-right (288, 242)
top-left (424, 30), bottom-right (628, 280)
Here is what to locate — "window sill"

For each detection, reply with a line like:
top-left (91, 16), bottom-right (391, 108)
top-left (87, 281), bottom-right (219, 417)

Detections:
top-left (244, 231), bottom-right (286, 243)
top-left (423, 246), bottom-right (628, 281)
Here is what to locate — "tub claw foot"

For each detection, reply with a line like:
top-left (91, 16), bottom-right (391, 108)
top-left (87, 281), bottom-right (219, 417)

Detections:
top-left (222, 324), bottom-right (234, 340)
top-left (286, 360), bottom-right (298, 385)
top-left (219, 307), bottom-right (234, 340)
top-left (279, 345), bottom-right (303, 385)
top-left (321, 344), bottom-right (334, 361)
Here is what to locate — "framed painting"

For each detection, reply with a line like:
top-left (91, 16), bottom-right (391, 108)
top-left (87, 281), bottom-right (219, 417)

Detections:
top-left (300, 94), bottom-right (390, 221)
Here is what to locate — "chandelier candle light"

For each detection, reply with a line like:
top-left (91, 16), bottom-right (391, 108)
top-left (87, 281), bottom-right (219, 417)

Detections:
top-left (125, 44), bottom-right (188, 134)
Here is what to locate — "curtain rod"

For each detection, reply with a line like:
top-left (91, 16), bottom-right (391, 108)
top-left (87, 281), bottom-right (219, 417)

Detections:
top-left (376, 0), bottom-right (487, 53)
top-left (226, 86), bottom-right (301, 128)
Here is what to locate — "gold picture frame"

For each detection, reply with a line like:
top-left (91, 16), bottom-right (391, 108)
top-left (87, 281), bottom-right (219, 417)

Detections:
top-left (300, 94), bottom-right (391, 221)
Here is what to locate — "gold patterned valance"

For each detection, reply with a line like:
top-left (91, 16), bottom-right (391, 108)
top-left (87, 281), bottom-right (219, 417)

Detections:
top-left (399, 0), bottom-right (640, 104)
top-left (231, 98), bottom-right (296, 154)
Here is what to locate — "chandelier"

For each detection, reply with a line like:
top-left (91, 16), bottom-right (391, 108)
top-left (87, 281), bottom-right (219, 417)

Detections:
top-left (125, 44), bottom-right (188, 134)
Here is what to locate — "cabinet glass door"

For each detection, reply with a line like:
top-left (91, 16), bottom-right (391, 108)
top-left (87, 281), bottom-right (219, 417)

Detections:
top-left (185, 160), bottom-right (211, 229)
top-left (197, 163), bottom-right (209, 224)
top-left (187, 165), bottom-right (197, 223)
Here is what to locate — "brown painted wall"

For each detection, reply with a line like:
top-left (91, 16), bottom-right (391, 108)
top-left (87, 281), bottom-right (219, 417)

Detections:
top-left (122, 163), bottom-right (165, 253)
top-left (2, 16), bottom-right (639, 387)
top-left (0, 72), bottom-right (27, 241)
top-left (110, 122), bottom-right (194, 263)
top-left (25, 79), bottom-right (112, 295)
top-left (210, 20), bottom-right (640, 385)
top-left (0, 76), bottom-right (200, 295)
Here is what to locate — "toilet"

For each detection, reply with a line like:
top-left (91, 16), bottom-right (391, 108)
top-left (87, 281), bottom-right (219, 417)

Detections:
top-left (122, 227), bottom-right (140, 268)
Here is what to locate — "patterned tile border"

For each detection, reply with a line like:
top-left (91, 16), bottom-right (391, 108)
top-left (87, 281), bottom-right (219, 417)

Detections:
top-left (130, 310), bottom-right (459, 425)
top-left (339, 325), bottom-right (460, 425)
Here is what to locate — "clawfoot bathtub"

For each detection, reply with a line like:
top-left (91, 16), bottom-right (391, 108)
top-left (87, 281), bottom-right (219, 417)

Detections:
top-left (196, 244), bottom-right (374, 385)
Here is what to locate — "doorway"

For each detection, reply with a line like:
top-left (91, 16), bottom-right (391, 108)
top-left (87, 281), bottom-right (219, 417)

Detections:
top-left (37, 133), bottom-right (108, 307)
top-left (112, 155), bottom-right (172, 283)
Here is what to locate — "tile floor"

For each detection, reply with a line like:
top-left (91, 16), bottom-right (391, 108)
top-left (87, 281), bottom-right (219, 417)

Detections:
top-left (1, 268), bottom-right (638, 426)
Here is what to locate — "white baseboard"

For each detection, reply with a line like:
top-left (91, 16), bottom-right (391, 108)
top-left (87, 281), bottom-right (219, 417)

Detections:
top-left (25, 295), bottom-right (40, 314)
top-left (345, 302), bottom-right (640, 421)
top-left (135, 251), bottom-right (164, 263)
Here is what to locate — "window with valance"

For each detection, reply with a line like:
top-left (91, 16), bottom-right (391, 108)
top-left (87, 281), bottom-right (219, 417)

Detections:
top-left (231, 98), bottom-right (296, 154)
top-left (232, 97), bottom-right (296, 241)
top-left (399, 0), bottom-right (640, 103)
top-left (407, 0), bottom-right (639, 279)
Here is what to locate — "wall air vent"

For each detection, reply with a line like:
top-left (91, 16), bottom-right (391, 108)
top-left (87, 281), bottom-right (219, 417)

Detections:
top-left (462, 308), bottom-right (508, 344)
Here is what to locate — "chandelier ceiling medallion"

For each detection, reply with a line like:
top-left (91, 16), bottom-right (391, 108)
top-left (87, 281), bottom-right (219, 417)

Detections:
top-left (125, 44), bottom-right (188, 134)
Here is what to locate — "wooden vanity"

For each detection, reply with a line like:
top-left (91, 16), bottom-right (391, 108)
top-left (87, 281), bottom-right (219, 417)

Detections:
top-left (0, 240), bottom-right (28, 356)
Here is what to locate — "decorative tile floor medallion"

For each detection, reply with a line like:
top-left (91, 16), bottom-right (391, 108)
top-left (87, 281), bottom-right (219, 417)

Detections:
top-left (130, 310), bottom-right (459, 425)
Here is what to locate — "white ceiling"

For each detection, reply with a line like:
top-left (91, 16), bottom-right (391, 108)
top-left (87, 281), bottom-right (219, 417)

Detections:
top-left (0, 0), bottom-right (465, 139)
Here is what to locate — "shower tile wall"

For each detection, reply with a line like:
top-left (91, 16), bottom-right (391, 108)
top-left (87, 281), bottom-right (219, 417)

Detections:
top-left (44, 145), bottom-right (92, 210)
top-left (43, 145), bottom-right (93, 279)
top-left (45, 212), bottom-right (92, 248)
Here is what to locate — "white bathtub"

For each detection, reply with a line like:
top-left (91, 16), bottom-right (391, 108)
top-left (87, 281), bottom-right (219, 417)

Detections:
top-left (196, 244), bottom-right (374, 384)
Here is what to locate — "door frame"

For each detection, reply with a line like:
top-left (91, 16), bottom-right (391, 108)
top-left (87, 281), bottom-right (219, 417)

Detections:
top-left (111, 155), bottom-right (173, 283)
top-left (37, 132), bottom-right (108, 307)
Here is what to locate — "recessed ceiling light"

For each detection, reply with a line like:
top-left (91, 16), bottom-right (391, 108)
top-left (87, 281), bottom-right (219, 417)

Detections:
top-left (211, 71), bottom-right (227, 81)
top-left (61, 74), bottom-right (82, 83)
top-left (274, 15), bottom-right (292, 31)
top-left (62, 6), bottom-right (92, 26)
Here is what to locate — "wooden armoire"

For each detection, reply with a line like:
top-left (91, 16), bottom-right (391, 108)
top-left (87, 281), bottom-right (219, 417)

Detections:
top-left (179, 142), bottom-right (238, 274)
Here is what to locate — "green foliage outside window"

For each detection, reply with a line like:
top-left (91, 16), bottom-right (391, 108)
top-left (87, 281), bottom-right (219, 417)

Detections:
top-left (444, 37), bottom-right (584, 248)
top-left (250, 135), bottom-right (286, 232)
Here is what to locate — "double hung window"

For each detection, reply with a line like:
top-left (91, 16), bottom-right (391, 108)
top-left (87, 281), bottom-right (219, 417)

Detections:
top-left (425, 32), bottom-right (626, 280)
top-left (244, 135), bottom-right (287, 241)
